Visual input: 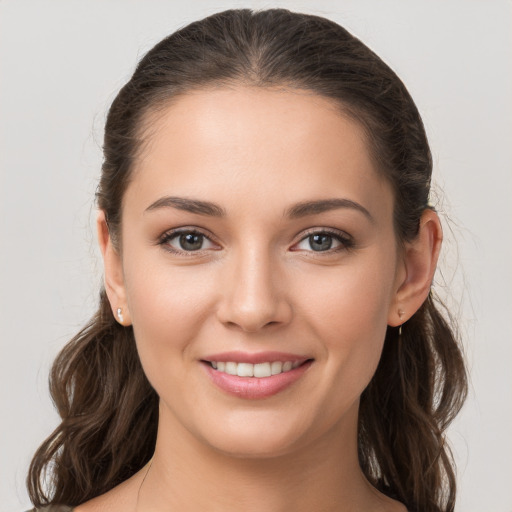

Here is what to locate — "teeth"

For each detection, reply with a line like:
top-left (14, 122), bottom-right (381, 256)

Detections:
top-left (225, 362), bottom-right (237, 376)
top-left (271, 361), bottom-right (282, 375)
top-left (210, 360), bottom-right (301, 378)
top-left (237, 363), bottom-right (254, 377)
top-left (254, 362), bottom-right (271, 378)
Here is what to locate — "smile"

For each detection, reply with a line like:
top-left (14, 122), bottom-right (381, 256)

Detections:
top-left (201, 353), bottom-right (314, 399)
top-left (209, 360), bottom-right (302, 378)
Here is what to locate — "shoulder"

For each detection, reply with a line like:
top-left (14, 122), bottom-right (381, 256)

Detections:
top-left (26, 506), bottom-right (74, 512)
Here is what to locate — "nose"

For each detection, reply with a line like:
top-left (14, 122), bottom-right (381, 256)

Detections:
top-left (216, 248), bottom-right (292, 333)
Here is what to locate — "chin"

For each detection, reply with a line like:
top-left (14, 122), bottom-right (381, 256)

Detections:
top-left (208, 431), bottom-right (303, 460)
top-left (195, 411), bottom-right (316, 460)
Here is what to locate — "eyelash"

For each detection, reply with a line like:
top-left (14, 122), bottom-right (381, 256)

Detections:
top-left (158, 228), bottom-right (219, 257)
top-left (158, 227), bottom-right (355, 256)
top-left (293, 228), bottom-right (355, 254)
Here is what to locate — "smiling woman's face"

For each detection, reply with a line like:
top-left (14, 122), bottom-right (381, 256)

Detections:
top-left (103, 86), bottom-right (406, 458)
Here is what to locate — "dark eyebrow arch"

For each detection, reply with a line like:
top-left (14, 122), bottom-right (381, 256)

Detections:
top-left (286, 198), bottom-right (374, 222)
top-left (144, 196), bottom-right (226, 217)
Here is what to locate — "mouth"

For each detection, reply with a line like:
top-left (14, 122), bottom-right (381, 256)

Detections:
top-left (204, 360), bottom-right (308, 378)
top-left (200, 352), bottom-right (314, 399)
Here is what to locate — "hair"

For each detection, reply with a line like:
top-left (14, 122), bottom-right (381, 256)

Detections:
top-left (28, 8), bottom-right (467, 512)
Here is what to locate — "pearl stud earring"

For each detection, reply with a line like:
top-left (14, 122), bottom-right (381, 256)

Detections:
top-left (117, 307), bottom-right (124, 324)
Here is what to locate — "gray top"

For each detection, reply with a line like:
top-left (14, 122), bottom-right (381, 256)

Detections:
top-left (27, 506), bottom-right (73, 512)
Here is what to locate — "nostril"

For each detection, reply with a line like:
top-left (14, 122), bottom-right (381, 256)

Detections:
top-left (215, 282), bottom-right (293, 332)
top-left (223, 319), bottom-right (279, 333)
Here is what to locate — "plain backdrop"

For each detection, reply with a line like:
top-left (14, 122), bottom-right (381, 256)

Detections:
top-left (1, 1), bottom-right (511, 511)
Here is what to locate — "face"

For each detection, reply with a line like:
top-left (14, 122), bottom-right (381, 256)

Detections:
top-left (106, 86), bottom-right (406, 458)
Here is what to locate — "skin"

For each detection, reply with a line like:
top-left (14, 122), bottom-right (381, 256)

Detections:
top-left (78, 86), bottom-right (441, 512)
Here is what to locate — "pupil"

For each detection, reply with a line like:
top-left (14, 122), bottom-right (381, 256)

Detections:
top-left (180, 233), bottom-right (203, 251)
top-left (310, 234), bottom-right (332, 251)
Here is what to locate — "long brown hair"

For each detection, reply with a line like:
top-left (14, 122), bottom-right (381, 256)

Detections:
top-left (28, 9), bottom-right (467, 512)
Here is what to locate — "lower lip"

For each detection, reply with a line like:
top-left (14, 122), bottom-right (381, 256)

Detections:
top-left (202, 360), bottom-right (313, 400)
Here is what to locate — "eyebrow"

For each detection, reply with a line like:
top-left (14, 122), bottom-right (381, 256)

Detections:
top-left (144, 195), bottom-right (373, 222)
top-left (285, 198), bottom-right (374, 222)
top-left (144, 196), bottom-right (226, 217)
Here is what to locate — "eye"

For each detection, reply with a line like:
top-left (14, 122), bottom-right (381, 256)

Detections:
top-left (292, 230), bottom-right (354, 253)
top-left (160, 229), bottom-right (218, 253)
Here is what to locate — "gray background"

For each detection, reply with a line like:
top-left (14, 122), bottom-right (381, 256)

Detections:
top-left (1, 1), bottom-right (511, 511)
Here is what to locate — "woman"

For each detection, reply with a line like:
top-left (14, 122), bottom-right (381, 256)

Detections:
top-left (27, 8), bottom-right (467, 512)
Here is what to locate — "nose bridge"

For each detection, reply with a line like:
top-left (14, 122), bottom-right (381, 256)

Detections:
top-left (217, 241), bottom-right (290, 332)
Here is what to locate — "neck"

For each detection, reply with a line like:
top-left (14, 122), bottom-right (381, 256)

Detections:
top-left (136, 401), bottom-right (394, 512)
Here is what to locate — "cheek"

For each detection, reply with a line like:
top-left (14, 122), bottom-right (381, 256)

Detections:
top-left (300, 258), bottom-right (394, 334)
top-left (296, 256), bottom-right (396, 388)
top-left (122, 256), bottom-right (216, 385)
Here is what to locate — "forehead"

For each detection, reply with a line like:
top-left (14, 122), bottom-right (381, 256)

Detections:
top-left (126, 86), bottom-right (392, 220)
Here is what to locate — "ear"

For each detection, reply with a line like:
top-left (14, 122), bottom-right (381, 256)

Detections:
top-left (388, 209), bottom-right (442, 327)
top-left (97, 211), bottom-right (132, 326)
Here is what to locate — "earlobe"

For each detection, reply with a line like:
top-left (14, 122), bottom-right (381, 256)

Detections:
top-left (388, 209), bottom-right (442, 327)
top-left (96, 211), bottom-right (132, 326)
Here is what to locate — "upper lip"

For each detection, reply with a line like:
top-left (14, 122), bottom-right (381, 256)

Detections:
top-left (202, 351), bottom-right (312, 364)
